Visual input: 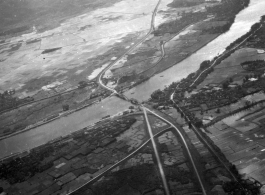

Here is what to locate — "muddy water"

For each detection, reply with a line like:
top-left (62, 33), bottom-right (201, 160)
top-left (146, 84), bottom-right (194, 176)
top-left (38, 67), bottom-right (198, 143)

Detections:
top-left (125, 0), bottom-right (265, 101)
top-left (0, 97), bottom-right (131, 158)
top-left (1, 0), bottom-right (265, 159)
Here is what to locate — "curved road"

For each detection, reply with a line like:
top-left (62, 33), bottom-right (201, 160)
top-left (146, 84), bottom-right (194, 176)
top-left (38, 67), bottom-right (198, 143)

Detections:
top-left (68, 126), bottom-right (172, 195)
top-left (98, 0), bottom-right (162, 94)
top-left (143, 108), bottom-right (170, 195)
top-left (143, 106), bottom-right (208, 195)
top-left (95, 0), bottom-right (209, 193)
top-left (170, 92), bottom-right (247, 193)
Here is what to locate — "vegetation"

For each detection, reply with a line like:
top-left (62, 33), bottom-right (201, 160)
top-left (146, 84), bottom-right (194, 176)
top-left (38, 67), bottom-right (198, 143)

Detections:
top-left (226, 22), bottom-right (262, 51)
top-left (0, 90), bottom-right (34, 113)
top-left (62, 104), bottom-right (70, 111)
top-left (202, 20), bottom-right (232, 34)
top-left (176, 104), bottom-right (262, 195)
top-left (207, 0), bottom-right (250, 20)
top-left (0, 117), bottom-right (136, 185)
top-left (154, 12), bottom-right (207, 35)
top-left (168, 0), bottom-right (204, 8)
top-left (88, 164), bottom-right (162, 195)
top-left (0, 0), bottom-right (123, 36)
top-left (241, 60), bottom-right (265, 71)
top-left (0, 25), bottom-right (31, 37)
top-left (199, 60), bottom-right (211, 71)
top-left (41, 47), bottom-right (61, 54)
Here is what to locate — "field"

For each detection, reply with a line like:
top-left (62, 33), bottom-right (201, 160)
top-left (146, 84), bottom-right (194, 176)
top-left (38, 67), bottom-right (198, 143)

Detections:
top-left (103, 1), bottom-right (230, 91)
top-left (0, 0), bottom-right (162, 135)
top-left (0, 0), bottom-right (230, 137)
top-left (0, 0), bottom-right (124, 35)
top-left (0, 86), bottom-right (102, 137)
top-left (197, 47), bottom-right (265, 89)
top-left (207, 117), bottom-right (265, 184)
top-left (0, 0), bottom-right (159, 96)
top-left (183, 21), bottom-right (265, 185)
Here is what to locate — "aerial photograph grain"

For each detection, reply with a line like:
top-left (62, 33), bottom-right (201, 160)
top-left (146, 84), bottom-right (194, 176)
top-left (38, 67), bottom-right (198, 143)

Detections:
top-left (0, 0), bottom-right (265, 194)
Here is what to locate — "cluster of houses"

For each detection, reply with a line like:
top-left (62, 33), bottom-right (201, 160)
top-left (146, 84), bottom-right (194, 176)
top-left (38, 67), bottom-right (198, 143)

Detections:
top-left (0, 117), bottom-right (137, 194)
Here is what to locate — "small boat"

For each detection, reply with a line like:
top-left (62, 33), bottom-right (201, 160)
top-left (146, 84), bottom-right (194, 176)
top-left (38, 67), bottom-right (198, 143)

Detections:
top-left (160, 75), bottom-right (164, 77)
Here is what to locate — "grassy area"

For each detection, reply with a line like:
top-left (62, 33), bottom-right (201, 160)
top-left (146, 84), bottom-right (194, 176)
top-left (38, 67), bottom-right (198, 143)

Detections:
top-left (0, 0), bottom-right (123, 36)
top-left (0, 116), bottom-right (141, 194)
top-left (168, 0), bottom-right (204, 8)
top-left (0, 86), bottom-right (111, 137)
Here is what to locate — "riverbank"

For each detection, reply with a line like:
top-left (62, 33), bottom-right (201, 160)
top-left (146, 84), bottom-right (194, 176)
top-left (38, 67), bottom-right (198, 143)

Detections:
top-left (0, 0), bottom-right (264, 161)
top-left (0, 98), bottom-right (102, 141)
top-left (150, 15), bottom-right (265, 125)
top-left (0, 1), bottom-right (217, 140)
top-left (110, 0), bottom-right (250, 92)
top-left (121, 33), bottom-right (220, 94)
top-left (0, 96), bottom-right (132, 159)
top-left (0, 31), bottom-right (221, 146)
top-left (151, 13), bottom-right (265, 188)
top-left (125, 0), bottom-right (264, 101)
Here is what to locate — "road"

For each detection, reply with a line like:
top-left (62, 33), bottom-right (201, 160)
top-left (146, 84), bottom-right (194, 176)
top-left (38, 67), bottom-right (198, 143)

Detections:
top-left (143, 106), bottom-right (208, 195)
top-left (126, 17), bottom-right (212, 86)
top-left (143, 108), bottom-right (170, 195)
top-left (94, 0), bottom-right (209, 193)
top-left (170, 92), bottom-right (247, 193)
top-left (68, 125), bottom-right (172, 195)
top-left (190, 24), bottom-right (263, 87)
top-left (167, 25), bottom-right (264, 190)
top-left (97, 0), bottom-right (162, 94)
top-left (168, 25), bottom-right (264, 183)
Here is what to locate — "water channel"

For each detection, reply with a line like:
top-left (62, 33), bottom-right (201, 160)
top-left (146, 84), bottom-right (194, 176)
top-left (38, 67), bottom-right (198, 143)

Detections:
top-left (0, 0), bottom-right (265, 159)
top-left (125, 0), bottom-right (265, 101)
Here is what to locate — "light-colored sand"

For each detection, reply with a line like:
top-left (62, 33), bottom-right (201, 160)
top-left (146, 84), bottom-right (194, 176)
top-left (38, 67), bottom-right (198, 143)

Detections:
top-left (0, 0), bottom-right (159, 93)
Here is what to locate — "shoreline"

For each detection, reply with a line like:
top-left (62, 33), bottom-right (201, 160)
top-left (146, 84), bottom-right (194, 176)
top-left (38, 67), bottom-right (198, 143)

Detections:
top-left (0, 87), bottom-right (79, 116)
top-left (122, 32), bottom-right (222, 94)
top-left (0, 111), bottom-right (144, 161)
top-left (0, 98), bottom-right (101, 141)
top-left (0, 32), bottom-right (228, 141)
top-left (0, 0), bottom-right (253, 157)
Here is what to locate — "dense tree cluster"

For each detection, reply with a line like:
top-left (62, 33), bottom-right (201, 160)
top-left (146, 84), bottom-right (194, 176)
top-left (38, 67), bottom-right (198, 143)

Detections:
top-left (199, 60), bottom-right (211, 71)
top-left (0, 117), bottom-right (137, 185)
top-left (207, 0), bottom-right (250, 19)
top-left (202, 20), bottom-right (234, 34)
top-left (226, 22), bottom-right (262, 51)
top-left (241, 60), bottom-right (265, 71)
top-left (0, 145), bottom-right (55, 184)
top-left (154, 12), bottom-right (207, 35)
top-left (0, 91), bottom-right (34, 113)
top-left (168, 0), bottom-right (204, 8)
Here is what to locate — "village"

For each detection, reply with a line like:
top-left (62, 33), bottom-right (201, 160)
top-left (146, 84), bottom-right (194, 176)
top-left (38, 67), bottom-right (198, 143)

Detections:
top-left (148, 12), bottom-right (265, 193)
top-left (1, 0), bottom-right (264, 194)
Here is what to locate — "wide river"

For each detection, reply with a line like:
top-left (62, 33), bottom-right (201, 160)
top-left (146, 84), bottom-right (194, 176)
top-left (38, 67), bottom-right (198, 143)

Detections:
top-left (125, 0), bottom-right (265, 101)
top-left (0, 0), bottom-right (264, 159)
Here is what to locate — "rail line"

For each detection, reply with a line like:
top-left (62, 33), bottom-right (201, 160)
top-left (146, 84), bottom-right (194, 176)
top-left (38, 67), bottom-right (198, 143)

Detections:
top-left (170, 92), bottom-right (247, 193)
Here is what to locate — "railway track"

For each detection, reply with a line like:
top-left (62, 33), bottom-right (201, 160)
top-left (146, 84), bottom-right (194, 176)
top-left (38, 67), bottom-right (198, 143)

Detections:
top-left (170, 93), bottom-right (248, 193)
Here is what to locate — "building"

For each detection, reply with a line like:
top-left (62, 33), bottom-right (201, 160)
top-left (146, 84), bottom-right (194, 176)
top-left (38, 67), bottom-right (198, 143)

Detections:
top-left (257, 49), bottom-right (265, 54)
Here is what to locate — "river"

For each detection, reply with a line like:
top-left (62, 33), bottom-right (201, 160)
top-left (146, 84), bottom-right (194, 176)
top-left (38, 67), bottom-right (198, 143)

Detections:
top-left (0, 97), bottom-right (131, 159)
top-left (0, 0), bottom-right (265, 159)
top-left (125, 0), bottom-right (265, 101)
